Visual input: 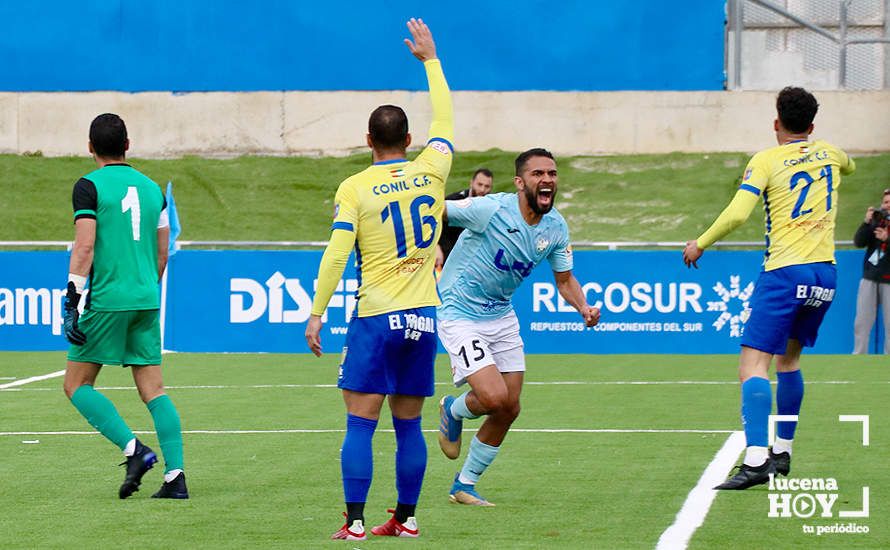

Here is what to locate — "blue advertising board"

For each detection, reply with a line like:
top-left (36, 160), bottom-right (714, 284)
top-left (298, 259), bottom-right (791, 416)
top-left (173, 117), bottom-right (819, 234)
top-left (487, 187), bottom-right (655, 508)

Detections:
top-left (1, 250), bottom-right (878, 354)
top-left (163, 250), bottom-right (357, 353)
top-left (0, 1), bottom-right (725, 92)
top-left (0, 252), bottom-right (69, 351)
top-left (512, 250), bottom-right (861, 354)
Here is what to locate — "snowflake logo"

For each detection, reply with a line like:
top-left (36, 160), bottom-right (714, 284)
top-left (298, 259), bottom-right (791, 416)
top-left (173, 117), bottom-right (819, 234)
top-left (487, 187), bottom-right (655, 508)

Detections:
top-left (706, 275), bottom-right (754, 337)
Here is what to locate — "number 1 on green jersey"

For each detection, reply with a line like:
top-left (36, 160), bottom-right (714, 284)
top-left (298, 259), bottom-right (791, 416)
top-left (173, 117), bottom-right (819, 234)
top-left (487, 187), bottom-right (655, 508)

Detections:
top-left (121, 186), bottom-right (141, 241)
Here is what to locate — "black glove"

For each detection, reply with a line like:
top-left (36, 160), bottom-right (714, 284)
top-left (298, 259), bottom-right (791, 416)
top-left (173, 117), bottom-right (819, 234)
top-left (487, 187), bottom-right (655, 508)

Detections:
top-left (63, 281), bottom-right (87, 346)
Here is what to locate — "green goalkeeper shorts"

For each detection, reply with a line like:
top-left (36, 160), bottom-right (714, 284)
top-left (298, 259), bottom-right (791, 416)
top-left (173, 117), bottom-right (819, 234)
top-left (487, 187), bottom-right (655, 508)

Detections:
top-left (67, 309), bottom-right (162, 366)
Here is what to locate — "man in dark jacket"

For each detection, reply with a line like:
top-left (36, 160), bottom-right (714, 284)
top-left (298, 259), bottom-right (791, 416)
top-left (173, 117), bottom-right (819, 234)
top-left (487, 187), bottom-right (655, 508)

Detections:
top-left (853, 189), bottom-right (890, 353)
top-left (435, 168), bottom-right (493, 270)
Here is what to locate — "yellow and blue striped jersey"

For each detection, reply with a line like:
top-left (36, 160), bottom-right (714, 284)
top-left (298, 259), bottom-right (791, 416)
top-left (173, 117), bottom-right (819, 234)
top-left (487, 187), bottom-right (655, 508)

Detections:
top-left (311, 59), bottom-right (453, 317)
top-left (697, 139), bottom-right (855, 271)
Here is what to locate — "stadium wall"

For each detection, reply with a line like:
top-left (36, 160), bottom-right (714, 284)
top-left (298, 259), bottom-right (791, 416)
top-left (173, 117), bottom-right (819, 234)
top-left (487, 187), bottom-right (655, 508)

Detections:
top-left (1, 90), bottom-right (888, 157)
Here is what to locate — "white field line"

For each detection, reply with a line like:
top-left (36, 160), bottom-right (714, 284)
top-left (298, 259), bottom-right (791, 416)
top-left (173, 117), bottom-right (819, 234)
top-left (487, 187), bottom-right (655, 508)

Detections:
top-left (655, 431), bottom-right (746, 550)
top-left (0, 370), bottom-right (65, 390)
top-left (0, 380), bottom-right (863, 392)
top-left (0, 428), bottom-right (734, 436)
top-left (526, 381), bottom-right (859, 385)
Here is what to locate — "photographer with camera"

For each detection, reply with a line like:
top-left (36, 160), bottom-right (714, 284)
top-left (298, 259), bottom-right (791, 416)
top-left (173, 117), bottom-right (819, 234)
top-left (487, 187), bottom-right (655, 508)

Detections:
top-left (852, 189), bottom-right (890, 354)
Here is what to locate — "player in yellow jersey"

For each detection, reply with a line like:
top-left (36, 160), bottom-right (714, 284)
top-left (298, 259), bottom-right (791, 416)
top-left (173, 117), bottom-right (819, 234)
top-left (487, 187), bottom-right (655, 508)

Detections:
top-left (683, 87), bottom-right (855, 490)
top-left (304, 18), bottom-right (452, 540)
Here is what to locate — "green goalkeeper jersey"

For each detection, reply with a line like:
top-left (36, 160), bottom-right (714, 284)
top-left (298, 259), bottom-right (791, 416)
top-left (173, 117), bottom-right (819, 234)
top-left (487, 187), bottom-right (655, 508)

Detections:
top-left (72, 164), bottom-right (166, 311)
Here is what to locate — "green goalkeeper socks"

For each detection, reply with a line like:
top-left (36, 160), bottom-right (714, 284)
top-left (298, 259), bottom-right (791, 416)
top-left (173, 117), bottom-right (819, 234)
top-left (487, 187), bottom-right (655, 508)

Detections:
top-left (147, 394), bottom-right (184, 473)
top-left (69, 386), bottom-right (184, 473)
top-left (70, 385), bottom-right (135, 451)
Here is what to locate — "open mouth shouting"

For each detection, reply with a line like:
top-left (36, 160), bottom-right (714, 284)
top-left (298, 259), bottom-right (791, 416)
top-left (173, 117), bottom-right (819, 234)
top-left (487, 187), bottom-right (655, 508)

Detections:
top-left (535, 184), bottom-right (555, 213)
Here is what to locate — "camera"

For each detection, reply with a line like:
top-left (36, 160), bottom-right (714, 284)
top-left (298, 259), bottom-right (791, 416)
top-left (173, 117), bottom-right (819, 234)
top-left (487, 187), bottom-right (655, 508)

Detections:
top-left (873, 208), bottom-right (889, 227)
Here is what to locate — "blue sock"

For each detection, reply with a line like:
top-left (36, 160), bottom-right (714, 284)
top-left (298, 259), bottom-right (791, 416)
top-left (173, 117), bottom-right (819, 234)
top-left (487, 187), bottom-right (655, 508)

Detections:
top-left (450, 392), bottom-right (480, 420)
top-left (458, 436), bottom-right (500, 485)
top-left (741, 377), bottom-right (772, 448)
top-left (776, 370), bottom-right (804, 440)
top-left (342, 414), bottom-right (377, 504)
top-left (393, 416), bottom-right (426, 506)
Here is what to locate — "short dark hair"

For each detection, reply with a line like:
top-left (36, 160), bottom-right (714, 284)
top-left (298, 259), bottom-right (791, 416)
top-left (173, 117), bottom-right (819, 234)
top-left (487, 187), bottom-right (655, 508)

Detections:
top-left (472, 168), bottom-right (493, 180)
top-left (515, 148), bottom-right (554, 176)
top-left (89, 113), bottom-right (128, 158)
top-left (776, 87), bottom-right (819, 134)
top-left (368, 105), bottom-right (408, 150)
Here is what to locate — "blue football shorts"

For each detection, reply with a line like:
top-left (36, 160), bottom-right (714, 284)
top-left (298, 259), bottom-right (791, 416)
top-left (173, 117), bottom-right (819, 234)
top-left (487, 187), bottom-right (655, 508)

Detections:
top-left (741, 262), bottom-right (837, 355)
top-left (337, 306), bottom-right (437, 396)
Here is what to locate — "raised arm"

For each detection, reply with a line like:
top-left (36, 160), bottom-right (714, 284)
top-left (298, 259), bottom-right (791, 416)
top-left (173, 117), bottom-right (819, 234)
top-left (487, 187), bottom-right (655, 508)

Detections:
top-left (405, 18), bottom-right (453, 143)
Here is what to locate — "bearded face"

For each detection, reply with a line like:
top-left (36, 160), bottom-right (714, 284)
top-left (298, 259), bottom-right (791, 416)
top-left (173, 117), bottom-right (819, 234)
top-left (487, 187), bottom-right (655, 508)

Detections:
top-left (523, 182), bottom-right (555, 214)
top-left (516, 156), bottom-right (557, 215)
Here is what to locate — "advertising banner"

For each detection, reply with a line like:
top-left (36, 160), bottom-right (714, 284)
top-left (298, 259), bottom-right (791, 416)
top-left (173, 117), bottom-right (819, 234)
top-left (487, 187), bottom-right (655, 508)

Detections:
top-left (164, 251), bottom-right (357, 353)
top-left (0, 252), bottom-right (70, 351)
top-left (1, 250), bottom-right (875, 354)
top-left (514, 250), bottom-right (861, 354)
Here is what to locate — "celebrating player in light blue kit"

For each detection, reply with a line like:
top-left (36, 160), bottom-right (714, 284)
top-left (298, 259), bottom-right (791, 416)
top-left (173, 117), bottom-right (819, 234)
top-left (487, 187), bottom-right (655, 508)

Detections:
top-left (436, 148), bottom-right (600, 506)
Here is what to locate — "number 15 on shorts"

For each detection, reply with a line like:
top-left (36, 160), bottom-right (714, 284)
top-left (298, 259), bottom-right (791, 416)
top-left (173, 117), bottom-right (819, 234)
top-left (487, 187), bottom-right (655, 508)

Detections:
top-left (457, 338), bottom-right (489, 369)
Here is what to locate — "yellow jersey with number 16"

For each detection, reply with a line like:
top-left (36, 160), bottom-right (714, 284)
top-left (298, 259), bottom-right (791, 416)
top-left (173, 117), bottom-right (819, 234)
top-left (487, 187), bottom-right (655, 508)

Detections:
top-left (330, 142), bottom-right (452, 317)
top-left (310, 58), bottom-right (453, 318)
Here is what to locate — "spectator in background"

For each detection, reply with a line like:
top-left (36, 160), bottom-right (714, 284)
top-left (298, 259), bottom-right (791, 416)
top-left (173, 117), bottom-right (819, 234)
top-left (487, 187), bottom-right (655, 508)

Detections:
top-left (852, 189), bottom-right (890, 354)
top-left (435, 168), bottom-right (493, 269)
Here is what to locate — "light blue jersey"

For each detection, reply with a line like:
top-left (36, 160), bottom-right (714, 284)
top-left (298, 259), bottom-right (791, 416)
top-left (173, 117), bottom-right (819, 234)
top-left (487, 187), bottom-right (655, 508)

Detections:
top-left (438, 192), bottom-right (573, 321)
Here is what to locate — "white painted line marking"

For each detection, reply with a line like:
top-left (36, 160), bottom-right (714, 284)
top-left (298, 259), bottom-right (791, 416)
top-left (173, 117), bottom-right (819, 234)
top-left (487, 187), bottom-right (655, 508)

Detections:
top-left (524, 381), bottom-right (858, 385)
top-left (0, 428), bottom-right (734, 436)
top-left (655, 431), bottom-right (746, 550)
top-left (0, 370), bottom-right (65, 390)
top-left (510, 429), bottom-right (733, 434)
top-left (1, 380), bottom-right (864, 392)
top-left (2, 383), bottom-right (339, 392)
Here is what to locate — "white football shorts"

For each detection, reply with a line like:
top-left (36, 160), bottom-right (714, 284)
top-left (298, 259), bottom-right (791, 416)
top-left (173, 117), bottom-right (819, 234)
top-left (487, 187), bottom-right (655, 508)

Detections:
top-left (438, 311), bottom-right (526, 387)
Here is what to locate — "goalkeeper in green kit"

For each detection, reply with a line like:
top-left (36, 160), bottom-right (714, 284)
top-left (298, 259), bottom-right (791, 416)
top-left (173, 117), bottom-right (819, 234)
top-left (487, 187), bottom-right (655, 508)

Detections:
top-left (62, 113), bottom-right (187, 499)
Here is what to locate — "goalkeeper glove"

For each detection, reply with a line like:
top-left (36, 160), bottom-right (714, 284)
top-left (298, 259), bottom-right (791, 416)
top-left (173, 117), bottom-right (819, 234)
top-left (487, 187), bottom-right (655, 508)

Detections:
top-left (64, 281), bottom-right (87, 346)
